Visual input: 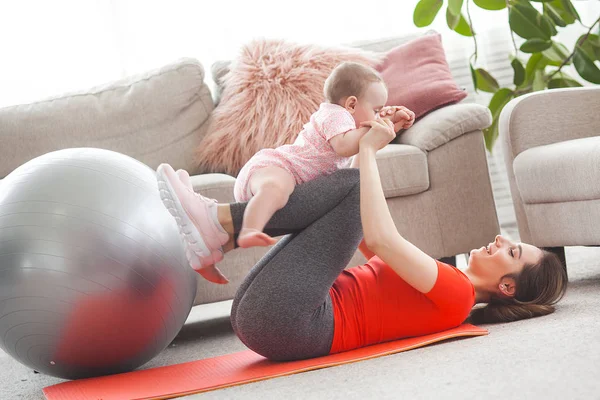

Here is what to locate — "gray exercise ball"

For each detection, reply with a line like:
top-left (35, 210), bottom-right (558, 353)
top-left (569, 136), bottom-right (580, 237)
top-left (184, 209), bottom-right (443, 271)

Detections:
top-left (0, 148), bottom-right (197, 379)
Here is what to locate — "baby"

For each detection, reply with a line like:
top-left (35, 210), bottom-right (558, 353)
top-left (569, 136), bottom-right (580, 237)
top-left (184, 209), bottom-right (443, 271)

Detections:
top-left (157, 62), bottom-right (415, 284)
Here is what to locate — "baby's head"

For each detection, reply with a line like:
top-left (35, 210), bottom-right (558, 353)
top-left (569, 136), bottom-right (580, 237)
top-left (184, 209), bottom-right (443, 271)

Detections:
top-left (323, 62), bottom-right (388, 126)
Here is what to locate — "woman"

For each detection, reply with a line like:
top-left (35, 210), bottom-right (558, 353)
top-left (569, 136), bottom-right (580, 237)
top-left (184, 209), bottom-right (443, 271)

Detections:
top-left (157, 118), bottom-right (567, 361)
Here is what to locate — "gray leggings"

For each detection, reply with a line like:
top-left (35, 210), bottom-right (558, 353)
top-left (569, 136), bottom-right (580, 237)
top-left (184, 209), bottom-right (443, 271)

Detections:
top-left (229, 168), bottom-right (362, 361)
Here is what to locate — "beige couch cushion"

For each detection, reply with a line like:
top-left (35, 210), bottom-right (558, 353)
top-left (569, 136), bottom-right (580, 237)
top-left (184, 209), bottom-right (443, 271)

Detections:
top-left (397, 103), bottom-right (492, 152)
top-left (0, 58), bottom-right (213, 178)
top-left (190, 144), bottom-right (429, 200)
top-left (376, 144), bottom-right (429, 197)
top-left (513, 136), bottom-right (600, 204)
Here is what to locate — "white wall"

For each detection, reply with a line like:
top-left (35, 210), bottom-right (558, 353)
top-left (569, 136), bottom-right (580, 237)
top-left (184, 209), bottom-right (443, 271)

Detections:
top-left (0, 0), bottom-right (598, 108)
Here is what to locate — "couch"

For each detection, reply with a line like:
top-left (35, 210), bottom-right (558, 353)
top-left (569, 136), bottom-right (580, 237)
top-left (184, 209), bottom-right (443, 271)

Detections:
top-left (0, 37), bottom-right (499, 306)
top-left (499, 86), bottom-right (600, 271)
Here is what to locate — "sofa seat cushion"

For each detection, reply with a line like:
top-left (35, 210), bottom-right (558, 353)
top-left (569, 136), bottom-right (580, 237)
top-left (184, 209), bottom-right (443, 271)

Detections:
top-left (513, 136), bottom-right (600, 204)
top-left (376, 144), bottom-right (429, 197)
top-left (190, 144), bottom-right (429, 201)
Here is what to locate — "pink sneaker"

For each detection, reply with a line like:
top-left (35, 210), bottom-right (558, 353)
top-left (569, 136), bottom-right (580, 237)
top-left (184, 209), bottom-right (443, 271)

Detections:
top-left (156, 164), bottom-right (229, 284)
top-left (174, 169), bottom-right (236, 283)
top-left (173, 169), bottom-right (229, 252)
top-left (176, 169), bottom-right (193, 190)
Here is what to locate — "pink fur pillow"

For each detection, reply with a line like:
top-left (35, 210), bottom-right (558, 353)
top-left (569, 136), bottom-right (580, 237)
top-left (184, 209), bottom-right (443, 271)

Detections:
top-left (195, 39), bottom-right (383, 176)
top-left (376, 34), bottom-right (467, 119)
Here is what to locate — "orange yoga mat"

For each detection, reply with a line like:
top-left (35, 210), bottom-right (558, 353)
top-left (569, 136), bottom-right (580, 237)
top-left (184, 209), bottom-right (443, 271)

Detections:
top-left (43, 324), bottom-right (487, 400)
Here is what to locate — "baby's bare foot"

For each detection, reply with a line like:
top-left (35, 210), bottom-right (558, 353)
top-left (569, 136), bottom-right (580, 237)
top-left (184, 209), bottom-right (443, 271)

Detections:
top-left (237, 228), bottom-right (277, 248)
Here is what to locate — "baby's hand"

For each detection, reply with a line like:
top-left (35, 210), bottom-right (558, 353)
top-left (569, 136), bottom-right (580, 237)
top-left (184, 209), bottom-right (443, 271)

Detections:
top-left (379, 106), bottom-right (415, 130)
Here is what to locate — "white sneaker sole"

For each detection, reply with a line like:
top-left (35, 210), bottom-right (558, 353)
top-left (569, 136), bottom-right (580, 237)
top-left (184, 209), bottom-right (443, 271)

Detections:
top-left (156, 166), bottom-right (210, 270)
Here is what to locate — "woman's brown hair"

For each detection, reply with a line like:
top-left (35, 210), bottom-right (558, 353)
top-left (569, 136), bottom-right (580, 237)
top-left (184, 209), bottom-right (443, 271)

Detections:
top-left (469, 250), bottom-right (568, 324)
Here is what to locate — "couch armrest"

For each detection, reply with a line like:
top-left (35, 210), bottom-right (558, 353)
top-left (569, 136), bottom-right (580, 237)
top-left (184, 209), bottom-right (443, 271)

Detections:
top-left (499, 86), bottom-right (600, 159)
top-left (397, 103), bottom-right (492, 152)
top-left (190, 173), bottom-right (236, 203)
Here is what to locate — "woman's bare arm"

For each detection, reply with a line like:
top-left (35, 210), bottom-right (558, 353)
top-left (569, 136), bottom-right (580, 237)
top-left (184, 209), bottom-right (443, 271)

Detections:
top-left (358, 239), bottom-right (376, 260)
top-left (359, 122), bottom-right (438, 293)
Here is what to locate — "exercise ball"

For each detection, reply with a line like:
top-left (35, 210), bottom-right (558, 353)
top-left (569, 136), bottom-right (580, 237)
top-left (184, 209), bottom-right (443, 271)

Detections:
top-left (0, 148), bottom-right (197, 379)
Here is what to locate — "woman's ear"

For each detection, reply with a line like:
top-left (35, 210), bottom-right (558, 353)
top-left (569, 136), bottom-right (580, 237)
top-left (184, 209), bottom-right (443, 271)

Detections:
top-left (498, 276), bottom-right (516, 297)
top-left (344, 96), bottom-right (358, 114)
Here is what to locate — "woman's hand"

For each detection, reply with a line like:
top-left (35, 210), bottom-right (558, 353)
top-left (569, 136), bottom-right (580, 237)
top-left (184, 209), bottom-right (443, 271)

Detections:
top-left (359, 118), bottom-right (396, 151)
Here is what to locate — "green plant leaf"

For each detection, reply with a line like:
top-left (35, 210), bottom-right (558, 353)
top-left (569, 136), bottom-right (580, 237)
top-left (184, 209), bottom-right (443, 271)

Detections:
top-left (509, 2), bottom-right (552, 40)
top-left (473, 0), bottom-right (506, 10)
top-left (586, 33), bottom-right (600, 50)
top-left (573, 46), bottom-right (600, 84)
top-left (520, 38), bottom-right (552, 53)
top-left (470, 63), bottom-right (478, 93)
top-left (543, 3), bottom-right (566, 27)
top-left (413, 0), bottom-right (443, 27)
top-left (488, 88), bottom-right (515, 120)
top-left (446, 7), bottom-right (461, 29)
top-left (547, 77), bottom-right (583, 88)
top-left (511, 58), bottom-right (525, 86)
top-left (546, 71), bottom-right (582, 88)
top-left (542, 41), bottom-right (571, 65)
top-left (475, 68), bottom-right (500, 93)
top-left (559, 0), bottom-right (580, 22)
top-left (448, 0), bottom-right (464, 15)
top-left (541, 13), bottom-right (558, 37)
top-left (533, 69), bottom-right (546, 91)
top-left (484, 87), bottom-right (520, 151)
top-left (453, 13), bottom-right (473, 36)
top-left (483, 117), bottom-right (499, 152)
top-left (529, 0), bottom-right (555, 2)
top-left (550, 71), bottom-right (578, 80)
top-left (524, 53), bottom-right (548, 86)
top-left (577, 34), bottom-right (600, 61)
top-left (543, 0), bottom-right (577, 25)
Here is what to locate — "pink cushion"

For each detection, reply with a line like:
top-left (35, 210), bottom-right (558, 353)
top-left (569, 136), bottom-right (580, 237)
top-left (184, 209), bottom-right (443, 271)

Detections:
top-left (376, 34), bottom-right (467, 119)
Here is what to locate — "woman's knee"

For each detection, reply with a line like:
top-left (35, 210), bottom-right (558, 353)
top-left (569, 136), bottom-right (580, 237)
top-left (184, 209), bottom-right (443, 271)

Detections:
top-left (334, 167), bottom-right (359, 182)
top-left (338, 170), bottom-right (360, 206)
top-left (233, 296), bottom-right (333, 360)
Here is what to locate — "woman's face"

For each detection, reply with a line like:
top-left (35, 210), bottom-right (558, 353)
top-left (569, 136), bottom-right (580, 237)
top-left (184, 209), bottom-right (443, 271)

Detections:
top-left (467, 235), bottom-right (543, 292)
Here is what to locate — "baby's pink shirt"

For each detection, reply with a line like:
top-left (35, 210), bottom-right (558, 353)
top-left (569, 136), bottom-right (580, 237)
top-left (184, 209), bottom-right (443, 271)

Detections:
top-left (253, 103), bottom-right (357, 184)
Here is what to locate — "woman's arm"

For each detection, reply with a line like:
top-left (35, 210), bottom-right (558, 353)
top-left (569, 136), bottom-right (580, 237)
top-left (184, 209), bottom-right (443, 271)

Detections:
top-left (358, 120), bottom-right (438, 294)
top-left (358, 239), bottom-right (376, 260)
